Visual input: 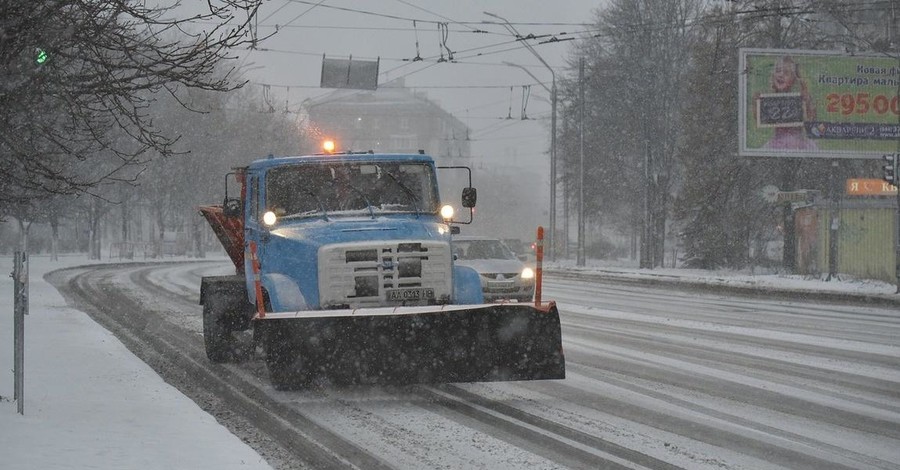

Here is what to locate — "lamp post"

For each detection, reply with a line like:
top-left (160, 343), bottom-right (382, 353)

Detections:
top-left (486, 12), bottom-right (557, 261)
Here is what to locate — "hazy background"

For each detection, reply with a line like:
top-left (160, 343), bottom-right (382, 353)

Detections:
top-left (195, 1), bottom-right (605, 241)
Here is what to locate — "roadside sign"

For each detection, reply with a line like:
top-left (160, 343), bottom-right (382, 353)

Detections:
top-left (760, 186), bottom-right (819, 204)
top-left (321, 55), bottom-right (379, 90)
top-left (846, 178), bottom-right (898, 196)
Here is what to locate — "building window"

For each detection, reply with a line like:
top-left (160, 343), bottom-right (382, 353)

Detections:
top-left (391, 135), bottom-right (416, 152)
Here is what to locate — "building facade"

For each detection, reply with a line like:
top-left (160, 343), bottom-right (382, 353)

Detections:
top-left (303, 78), bottom-right (471, 165)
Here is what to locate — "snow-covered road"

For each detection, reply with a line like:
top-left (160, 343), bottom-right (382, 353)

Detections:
top-left (44, 261), bottom-right (900, 469)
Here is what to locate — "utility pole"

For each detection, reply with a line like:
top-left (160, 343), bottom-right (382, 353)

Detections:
top-left (577, 57), bottom-right (586, 267)
top-left (486, 12), bottom-right (557, 261)
top-left (885, 153), bottom-right (900, 292)
top-left (13, 251), bottom-right (27, 415)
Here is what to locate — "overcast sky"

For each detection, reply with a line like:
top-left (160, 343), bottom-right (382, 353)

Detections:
top-left (220, 1), bottom-right (605, 170)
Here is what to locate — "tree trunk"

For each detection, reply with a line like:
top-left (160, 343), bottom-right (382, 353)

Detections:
top-left (779, 160), bottom-right (801, 272)
top-left (156, 206), bottom-right (166, 258)
top-left (89, 199), bottom-right (102, 260)
top-left (192, 214), bottom-right (205, 259)
top-left (50, 219), bottom-right (59, 261)
top-left (16, 219), bottom-right (29, 252)
top-left (655, 175), bottom-right (671, 268)
top-left (121, 199), bottom-right (131, 259)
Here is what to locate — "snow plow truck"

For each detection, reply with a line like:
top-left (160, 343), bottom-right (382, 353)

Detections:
top-left (198, 149), bottom-right (565, 389)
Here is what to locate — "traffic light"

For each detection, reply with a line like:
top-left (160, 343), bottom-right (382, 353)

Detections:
top-left (883, 154), bottom-right (897, 185)
top-left (35, 48), bottom-right (48, 65)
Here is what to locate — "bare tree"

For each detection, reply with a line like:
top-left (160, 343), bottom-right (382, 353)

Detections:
top-left (0, 0), bottom-right (264, 204)
top-left (563, 0), bottom-right (706, 267)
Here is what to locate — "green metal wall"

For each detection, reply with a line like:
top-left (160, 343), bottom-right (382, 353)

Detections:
top-left (816, 206), bottom-right (897, 283)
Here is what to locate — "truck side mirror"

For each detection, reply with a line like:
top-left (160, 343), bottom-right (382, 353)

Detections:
top-left (223, 197), bottom-right (242, 217)
top-left (461, 187), bottom-right (477, 208)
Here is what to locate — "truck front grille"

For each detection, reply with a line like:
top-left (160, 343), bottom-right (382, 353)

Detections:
top-left (318, 240), bottom-right (452, 308)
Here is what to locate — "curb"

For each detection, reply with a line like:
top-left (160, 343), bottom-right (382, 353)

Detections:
top-left (545, 269), bottom-right (900, 309)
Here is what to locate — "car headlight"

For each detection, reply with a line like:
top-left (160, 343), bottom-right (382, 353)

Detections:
top-left (520, 267), bottom-right (534, 279)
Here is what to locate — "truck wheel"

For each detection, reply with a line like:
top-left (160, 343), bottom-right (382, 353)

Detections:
top-left (203, 295), bottom-right (237, 362)
top-left (265, 324), bottom-right (312, 391)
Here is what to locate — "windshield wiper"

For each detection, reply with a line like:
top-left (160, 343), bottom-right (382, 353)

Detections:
top-left (304, 191), bottom-right (329, 221)
top-left (329, 180), bottom-right (375, 219)
top-left (279, 191), bottom-right (330, 221)
top-left (384, 171), bottom-right (421, 218)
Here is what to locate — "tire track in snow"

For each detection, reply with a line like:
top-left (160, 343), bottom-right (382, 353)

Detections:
top-left (50, 264), bottom-right (391, 470)
top-left (48, 261), bottom-right (900, 470)
top-left (126, 262), bottom-right (706, 469)
top-left (543, 276), bottom-right (900, 470)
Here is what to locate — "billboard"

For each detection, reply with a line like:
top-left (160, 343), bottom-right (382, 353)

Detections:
top-left (739, 48), bottom-right (900, 159)
top-left (845, 178), bottom-right (898, 196)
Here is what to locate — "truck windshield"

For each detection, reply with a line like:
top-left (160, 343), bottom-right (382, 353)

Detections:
top-left (266, 162), bottom-right (439, 218)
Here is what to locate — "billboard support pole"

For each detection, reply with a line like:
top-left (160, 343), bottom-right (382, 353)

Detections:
top-left (827, 160), bottom-right (840, 281)
top-left (895, 153), bottom-right (900, 293)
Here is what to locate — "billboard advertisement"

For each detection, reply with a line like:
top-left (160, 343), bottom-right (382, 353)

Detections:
top-left (739, 48), bottom-right (900, 159)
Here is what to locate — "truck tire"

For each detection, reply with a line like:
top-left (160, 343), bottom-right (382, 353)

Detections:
top-left (265, 323), bottom-right (313, 390)
top-left (202, 293), bottom-right (237, 362)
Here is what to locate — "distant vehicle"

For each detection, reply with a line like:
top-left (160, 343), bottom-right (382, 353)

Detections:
top-left (500, 238), bottom-right (530, 260)
top-left (501, 238), bottom-right (523, 254)
top-left (453, 236), bottom-right (535, 302)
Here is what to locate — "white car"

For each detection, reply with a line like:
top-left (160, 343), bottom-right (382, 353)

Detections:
top-left (453, 236), bottom-right (535, 302)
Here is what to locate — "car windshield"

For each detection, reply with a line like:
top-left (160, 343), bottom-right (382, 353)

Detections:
top-left (455, 239), bottom-right (515, 260)
top-left (266, 161), bottom-right (439, 218)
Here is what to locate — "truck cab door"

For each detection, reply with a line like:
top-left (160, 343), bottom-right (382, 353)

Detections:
top-left (244, 173), bottom-right (265, 302)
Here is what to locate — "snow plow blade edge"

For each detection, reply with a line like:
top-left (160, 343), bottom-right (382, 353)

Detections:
top-left (262, 302), bottom-right (565, 387)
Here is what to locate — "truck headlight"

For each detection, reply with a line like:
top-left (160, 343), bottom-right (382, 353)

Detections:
top-left (440, 204), bottom-right (454, 220)
top-left (520, 267), bottom-right (535, 279)
top-left (262, 211), bottom-right (277, 226)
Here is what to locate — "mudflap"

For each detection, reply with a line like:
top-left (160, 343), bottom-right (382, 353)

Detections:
top-left (263, 302), bottom-right (565, 386)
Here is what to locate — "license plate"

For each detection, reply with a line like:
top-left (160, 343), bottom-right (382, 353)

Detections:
top-left (488, 281), bottom-right (515, 289)
top-left (387, 288), bottom-right (435, 301)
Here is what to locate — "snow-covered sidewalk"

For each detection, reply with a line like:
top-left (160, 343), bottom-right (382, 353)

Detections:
top-left (546, 259), bottom-right (899, 302)
top-left (0, 254), bottom-right (271, 470)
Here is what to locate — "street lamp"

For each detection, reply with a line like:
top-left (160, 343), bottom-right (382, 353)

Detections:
top-left (486, 12), bottom-right (558, 261)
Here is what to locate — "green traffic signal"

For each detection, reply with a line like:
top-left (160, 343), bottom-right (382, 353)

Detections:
top-left (36, 48), bottom-right (48, 64)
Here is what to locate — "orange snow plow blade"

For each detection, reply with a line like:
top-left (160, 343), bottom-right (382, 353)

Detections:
top-left (198, 205), bottom-right (244, 272)
top-left (261, 301), bottom-right (565, 387)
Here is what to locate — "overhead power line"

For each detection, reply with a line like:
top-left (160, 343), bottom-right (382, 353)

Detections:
top-left (393, 0), bottom-right (482, 33)
top-left (237, 32), bottom-right (570, 69)
top-left (281, 0), bottom-right (330, 29)
top-left (283, 0), bottom-right (593, 27)
top-left (283, 0), bottom-right (439, 24)
top-left (248, 80), bottom-right (548, 90)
